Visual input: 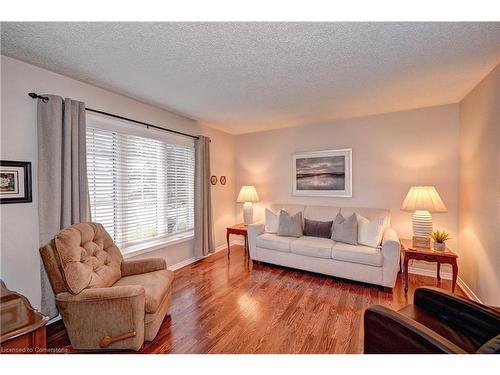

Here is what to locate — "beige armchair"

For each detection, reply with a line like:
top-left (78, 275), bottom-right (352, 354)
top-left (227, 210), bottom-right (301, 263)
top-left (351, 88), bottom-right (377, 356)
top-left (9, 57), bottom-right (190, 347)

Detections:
top-left (40, 222), bottom-right (174, 351)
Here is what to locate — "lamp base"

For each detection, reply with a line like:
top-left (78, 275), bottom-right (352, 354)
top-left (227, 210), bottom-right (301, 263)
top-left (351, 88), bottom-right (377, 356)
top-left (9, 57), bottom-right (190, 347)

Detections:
top-left (243, 202), bottom-right (253, 225)
top-left (412, 210), bottom-right (432, 248)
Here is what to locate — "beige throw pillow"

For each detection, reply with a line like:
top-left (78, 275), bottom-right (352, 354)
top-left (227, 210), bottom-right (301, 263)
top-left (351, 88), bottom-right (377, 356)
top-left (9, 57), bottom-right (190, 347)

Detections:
top-left (265, 208), bottom-right (280, 233)
top-left (356, 213), bottom-right (385, 248)
top-left (332, 213), bottom-right (358, 245)
top-left (277, 210), bottom-right (303, 237)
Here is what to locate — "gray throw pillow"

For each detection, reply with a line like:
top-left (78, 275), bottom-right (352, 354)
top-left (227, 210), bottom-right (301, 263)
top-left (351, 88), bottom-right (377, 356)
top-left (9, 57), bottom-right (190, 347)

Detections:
top-left (303, 218), bottom-right (333, 239)
top-left (332, 213), bottom-right (358, 245)
top-left (277, 210), bottom-right (303, 237)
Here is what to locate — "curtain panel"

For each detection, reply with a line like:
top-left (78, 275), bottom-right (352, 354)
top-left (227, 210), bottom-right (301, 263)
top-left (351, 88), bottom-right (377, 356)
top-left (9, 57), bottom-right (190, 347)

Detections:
top-left (194, 135), bottom-right (214, 258)
top-left (38, 95), bottom-right (90, 317)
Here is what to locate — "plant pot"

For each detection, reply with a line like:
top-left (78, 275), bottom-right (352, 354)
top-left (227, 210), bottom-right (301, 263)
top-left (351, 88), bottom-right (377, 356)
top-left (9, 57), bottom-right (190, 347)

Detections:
top-left (434, 242), bottom-right (446, 251)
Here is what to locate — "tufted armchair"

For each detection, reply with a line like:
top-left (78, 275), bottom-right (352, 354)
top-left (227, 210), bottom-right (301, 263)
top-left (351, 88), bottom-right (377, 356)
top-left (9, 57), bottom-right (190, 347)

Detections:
top-left (39, 222), bottom-right (174, 351)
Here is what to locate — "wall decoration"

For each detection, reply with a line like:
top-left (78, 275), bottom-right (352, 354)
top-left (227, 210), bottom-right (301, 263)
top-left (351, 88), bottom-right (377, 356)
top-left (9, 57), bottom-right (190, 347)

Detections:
top-left (292, 149), bottom-right (352, 197)
top-left (210, 175), bottom-right (218, 185)
top-left (0, 160), bottom-right (32, 204)
top-left (220, 176), bottom-right (226, 185)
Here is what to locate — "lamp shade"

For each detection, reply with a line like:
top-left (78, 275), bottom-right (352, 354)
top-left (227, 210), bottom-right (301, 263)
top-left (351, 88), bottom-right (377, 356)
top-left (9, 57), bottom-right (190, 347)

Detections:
top-left (237, 185), bottom-right (259, 203)
top-left (401, 186), bottom-right (447, 213)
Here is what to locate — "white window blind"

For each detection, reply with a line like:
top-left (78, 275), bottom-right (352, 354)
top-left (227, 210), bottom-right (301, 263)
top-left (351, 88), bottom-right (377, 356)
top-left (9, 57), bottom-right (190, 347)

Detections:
top-left (86, 117), bottom-right (195, 252)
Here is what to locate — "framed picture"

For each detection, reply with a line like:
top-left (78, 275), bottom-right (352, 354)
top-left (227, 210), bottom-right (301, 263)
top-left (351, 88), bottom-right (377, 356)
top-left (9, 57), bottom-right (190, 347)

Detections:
top-left (0, 160), bottom-right (32, 204)
top-left (292, 149), bottom-right (352, 197)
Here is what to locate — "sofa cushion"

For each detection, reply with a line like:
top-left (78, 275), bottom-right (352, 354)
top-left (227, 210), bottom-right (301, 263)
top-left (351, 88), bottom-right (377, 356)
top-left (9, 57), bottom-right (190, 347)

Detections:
top-left (331, 242), bottom-right (383, 267)
top-left (291, 236), bottom-right (334, 259)
top-left (53, 222), bottom-right (123, 294)
top-left (256, 233), bottom-right (294, 252)
top-left (114, 269), bottom-right (174, 313)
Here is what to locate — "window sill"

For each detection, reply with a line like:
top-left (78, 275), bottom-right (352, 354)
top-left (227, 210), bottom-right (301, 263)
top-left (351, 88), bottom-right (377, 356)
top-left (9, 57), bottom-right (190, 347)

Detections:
top-left (122, 234), bottom-right (194, 259)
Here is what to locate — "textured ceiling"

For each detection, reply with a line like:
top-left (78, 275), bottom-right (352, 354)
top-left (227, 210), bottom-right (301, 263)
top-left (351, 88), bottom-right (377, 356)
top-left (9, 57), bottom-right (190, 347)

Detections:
top-left (1, 22), bottom-right (499, 134)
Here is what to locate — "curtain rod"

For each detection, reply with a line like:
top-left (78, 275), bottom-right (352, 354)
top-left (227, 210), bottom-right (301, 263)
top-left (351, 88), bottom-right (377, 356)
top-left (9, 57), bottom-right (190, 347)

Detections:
top-left (28, 92), bottom-right (201, 141)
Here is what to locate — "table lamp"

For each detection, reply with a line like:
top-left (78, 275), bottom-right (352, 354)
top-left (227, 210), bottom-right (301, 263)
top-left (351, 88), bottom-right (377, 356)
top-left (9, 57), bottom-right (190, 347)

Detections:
top-left (237, 185), bottom-right (259, 225)
top-left (401, 186), bottom-right (447, 248)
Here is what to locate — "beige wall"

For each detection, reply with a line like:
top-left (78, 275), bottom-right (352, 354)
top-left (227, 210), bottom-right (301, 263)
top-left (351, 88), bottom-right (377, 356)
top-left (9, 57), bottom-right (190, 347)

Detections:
top-left (0, 56), bottom-right (236, 309)
top-left (235, 105), bottom-right (460, 274)
top-left (458, 64), bottom-right (500, 305)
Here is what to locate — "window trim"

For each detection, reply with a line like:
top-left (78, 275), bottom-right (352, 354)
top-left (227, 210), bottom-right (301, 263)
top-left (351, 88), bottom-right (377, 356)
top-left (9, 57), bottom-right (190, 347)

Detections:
top-left (122, 231), bottom-right (194, 259)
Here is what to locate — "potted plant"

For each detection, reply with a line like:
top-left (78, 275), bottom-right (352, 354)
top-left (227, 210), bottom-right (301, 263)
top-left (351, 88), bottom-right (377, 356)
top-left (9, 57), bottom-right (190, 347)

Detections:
top-left (431, 230), bottom-right (450, 251)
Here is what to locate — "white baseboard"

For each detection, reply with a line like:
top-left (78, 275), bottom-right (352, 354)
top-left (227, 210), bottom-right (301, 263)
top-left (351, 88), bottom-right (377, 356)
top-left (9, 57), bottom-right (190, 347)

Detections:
top-left (457, 276), bottom-right (482, 303)
top-left (167, 240), bottom-right (242, 271)
top-left (408, 266), bottom-right (452, 280)
top-left (168, 257), bottom-right (197, 271)
top-left (409, 266), bottom-right (482, 303)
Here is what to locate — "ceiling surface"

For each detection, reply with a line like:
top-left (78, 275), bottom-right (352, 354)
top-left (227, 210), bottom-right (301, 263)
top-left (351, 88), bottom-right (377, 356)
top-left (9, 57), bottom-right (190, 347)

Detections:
top-left (1, 22), bottom-right (499, 134)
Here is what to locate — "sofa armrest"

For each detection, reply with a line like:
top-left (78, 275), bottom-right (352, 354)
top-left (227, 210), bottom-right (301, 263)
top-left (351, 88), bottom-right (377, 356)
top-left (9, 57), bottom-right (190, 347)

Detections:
top-left (414, 287), bottom-right (500, 347)
top-left (55, 286), bottom-right (145, 350)
top-left (381, 228), bottom-right (400, 261)
top-left (380, 228), bottom-right (401, 288)
top-left (364, 305), bottom-right (466, 353)
top-left (121, 258), bottom-right (167, 276)
top-left (247, 221), bottom-right (265, 259)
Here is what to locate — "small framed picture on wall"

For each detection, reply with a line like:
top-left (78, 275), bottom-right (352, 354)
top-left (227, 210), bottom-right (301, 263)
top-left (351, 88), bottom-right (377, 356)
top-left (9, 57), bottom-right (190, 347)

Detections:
top-left (0, 160), bottom-right (32, 204)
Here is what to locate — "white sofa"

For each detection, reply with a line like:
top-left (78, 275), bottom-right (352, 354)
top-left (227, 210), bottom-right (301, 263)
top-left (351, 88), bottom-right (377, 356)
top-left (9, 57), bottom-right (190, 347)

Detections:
top-left (247, 204), bottom-right (401, 289)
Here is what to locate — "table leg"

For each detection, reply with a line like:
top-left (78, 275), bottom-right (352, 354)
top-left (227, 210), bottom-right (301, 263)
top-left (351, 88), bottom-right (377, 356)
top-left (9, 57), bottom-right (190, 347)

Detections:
top-left (451, 259), bottom-right (458, 293)
top-left (403, 256), bottom-right (409, 295)
top-left (227, 232), bottom-right (230, 259)
top-left (244, 235), bottom-right (248, 254)
top-left (437, 262), bottom-right (441, 282)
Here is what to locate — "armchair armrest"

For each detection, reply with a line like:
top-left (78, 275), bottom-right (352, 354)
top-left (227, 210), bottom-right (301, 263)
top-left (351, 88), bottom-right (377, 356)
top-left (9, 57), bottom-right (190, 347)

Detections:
top-left (55, 285), bottom-right (145, 350)
top-left (247, 221), bottom-right (265, 259)
top-left (414, 287), bottom-right (500, 347)
top-left (364, 305), bottom-right (466, 353)
top-left (121, 258), bottom-right (167, 276)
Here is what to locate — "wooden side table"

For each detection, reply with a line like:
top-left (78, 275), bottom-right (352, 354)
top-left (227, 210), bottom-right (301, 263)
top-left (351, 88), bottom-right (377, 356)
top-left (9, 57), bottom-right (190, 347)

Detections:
top-left (226, 223), bottom-right (248, 258)
top-left (400, 239), bottom-right (458, 295)
top-left (0, 280), bottom-right (48, 354)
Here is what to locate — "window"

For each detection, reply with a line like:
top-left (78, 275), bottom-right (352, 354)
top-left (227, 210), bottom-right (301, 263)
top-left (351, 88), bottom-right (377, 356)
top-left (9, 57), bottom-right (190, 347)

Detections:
top-left (86, 114), bottom-right (195, 253)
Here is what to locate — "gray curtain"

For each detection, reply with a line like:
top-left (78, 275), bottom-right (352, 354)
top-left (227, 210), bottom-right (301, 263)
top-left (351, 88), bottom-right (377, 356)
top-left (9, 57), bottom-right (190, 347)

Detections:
top-left (38, 95), bottom-right (90, 318)
top-left (194, 135), bottom-right (214, 259)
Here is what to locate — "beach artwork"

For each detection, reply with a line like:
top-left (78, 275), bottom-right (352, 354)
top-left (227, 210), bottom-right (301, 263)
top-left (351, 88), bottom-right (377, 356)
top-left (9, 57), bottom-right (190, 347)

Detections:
top-left (292, 149), bottom-right (352, 197)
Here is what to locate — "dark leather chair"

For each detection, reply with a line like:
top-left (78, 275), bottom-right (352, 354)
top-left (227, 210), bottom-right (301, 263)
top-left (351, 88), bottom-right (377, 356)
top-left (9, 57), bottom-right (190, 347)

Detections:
top-left (364, 287), bottom-right (500, 353)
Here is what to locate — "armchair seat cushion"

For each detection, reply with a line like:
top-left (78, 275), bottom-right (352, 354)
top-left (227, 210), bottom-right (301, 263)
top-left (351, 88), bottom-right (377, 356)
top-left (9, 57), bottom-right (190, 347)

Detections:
top-left (398, 304), bottom-right (478, 353)
top-left (113, 269), bottom-right (174, 313)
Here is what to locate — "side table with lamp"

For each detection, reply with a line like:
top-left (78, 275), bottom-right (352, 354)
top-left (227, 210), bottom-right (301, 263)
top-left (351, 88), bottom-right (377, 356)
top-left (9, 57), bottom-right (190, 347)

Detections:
top-left (400, 186), bottom-right (459, 294)
top-left (227, 185), bottom-right (260, 258)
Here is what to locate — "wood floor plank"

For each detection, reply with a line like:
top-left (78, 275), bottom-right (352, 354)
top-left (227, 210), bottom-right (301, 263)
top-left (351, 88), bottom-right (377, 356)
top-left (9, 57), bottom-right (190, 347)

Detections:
top-left (46, 245), bottom-right (467, 354)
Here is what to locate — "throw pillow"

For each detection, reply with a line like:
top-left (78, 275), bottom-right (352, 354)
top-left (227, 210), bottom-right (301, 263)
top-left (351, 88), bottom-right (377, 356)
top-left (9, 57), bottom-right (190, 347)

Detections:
top-left (265, 208), bottom-right (280, 233)
top-left (277, 210), bottom-right (303, 237)
top-left (303, 218), bottom-right (333, 239)
top-left (356, 214), bottom-right (385, 248)
top-left (332, 213), bottom-right (358, 245)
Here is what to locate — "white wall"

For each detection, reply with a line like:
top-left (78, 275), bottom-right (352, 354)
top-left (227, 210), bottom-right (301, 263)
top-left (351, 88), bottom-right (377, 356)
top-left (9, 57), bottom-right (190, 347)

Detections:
top-left (235, 105), bottom-right (460, 274)
top-left (458, 64), bottom-right (499, 305)
top-left (0, 56), bottom-right (236, 309)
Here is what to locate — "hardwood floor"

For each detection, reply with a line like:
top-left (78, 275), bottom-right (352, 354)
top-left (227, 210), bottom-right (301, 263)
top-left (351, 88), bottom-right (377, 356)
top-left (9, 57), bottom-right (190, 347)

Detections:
top-left (47, 244), bottom-right (466, 354)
